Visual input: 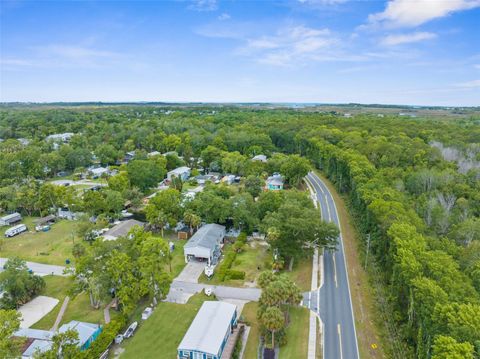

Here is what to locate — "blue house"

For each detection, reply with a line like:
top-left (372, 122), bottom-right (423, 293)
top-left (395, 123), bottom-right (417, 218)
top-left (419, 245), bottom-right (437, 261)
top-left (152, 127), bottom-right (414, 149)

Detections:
top-left (59, 321), bottom-right (102, 351)
top-left (177, 301), bottom-right (237, 359)
top-left (266, 173), bottom-right (284, 191)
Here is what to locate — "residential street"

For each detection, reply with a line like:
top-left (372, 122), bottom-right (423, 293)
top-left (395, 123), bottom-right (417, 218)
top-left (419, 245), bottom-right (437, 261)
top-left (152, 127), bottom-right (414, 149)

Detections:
top-left (0, 258), bottom-right (67, 276)
top-left (305, 172), bottom-right (359, 359)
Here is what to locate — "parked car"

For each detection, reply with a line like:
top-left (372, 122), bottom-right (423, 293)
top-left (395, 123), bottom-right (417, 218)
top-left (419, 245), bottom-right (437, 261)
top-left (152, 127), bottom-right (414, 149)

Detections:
top-left (114, 334), bottom-right (124, 344)
top-left (141, 307), bottom-right (153, 320)
top-left (123, 321), bottom-right (138, 338)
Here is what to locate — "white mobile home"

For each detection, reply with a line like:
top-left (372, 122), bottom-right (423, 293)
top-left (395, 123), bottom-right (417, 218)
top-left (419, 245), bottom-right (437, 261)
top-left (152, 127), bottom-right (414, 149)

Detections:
top-left (0, 212), bottom-right (22, 226)
top-left (5, 224), bottom-right (27, 237)
top-left (183, 224), bottom-right (225, 265)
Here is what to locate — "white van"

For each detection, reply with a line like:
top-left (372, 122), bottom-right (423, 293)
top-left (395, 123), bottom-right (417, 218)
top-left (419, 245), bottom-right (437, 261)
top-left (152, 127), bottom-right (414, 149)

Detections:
top-left (5, 224), bottom-right (27, 237)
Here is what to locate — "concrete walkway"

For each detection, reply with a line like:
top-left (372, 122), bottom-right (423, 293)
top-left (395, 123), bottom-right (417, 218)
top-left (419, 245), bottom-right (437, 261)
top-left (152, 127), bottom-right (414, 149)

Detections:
top-left (308, 249), bottom-right (320, 359)
top-left (51, 296), bottom-right (70, 331)
top-left (104, 299), bottom-right (117, 324)
top-left (0, 258), bottom-right (67, 277)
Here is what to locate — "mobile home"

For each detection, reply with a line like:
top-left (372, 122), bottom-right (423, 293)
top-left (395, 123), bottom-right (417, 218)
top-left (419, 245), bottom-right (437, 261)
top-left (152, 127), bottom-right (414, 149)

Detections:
top-left (5, 224), bottom-right (27, 237)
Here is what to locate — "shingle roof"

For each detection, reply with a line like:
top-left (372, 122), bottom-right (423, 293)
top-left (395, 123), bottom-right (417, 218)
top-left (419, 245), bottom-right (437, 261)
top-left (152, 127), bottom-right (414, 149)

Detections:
top-left (178, 301), bottom-right (236, 356)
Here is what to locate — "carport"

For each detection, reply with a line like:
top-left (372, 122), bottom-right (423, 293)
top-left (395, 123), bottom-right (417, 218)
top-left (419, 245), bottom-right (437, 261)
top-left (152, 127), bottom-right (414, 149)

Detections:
top-left (183, 224), bottom-right (225, 265)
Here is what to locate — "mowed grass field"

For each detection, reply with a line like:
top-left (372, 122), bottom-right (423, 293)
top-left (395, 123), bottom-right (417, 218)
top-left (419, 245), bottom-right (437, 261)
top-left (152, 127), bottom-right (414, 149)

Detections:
top-left (121, 294), bottom-right (211, 359)
top-left (31, 275), bottom-right (118, 330)
top-left (1, 218), bottom-right (77, 265)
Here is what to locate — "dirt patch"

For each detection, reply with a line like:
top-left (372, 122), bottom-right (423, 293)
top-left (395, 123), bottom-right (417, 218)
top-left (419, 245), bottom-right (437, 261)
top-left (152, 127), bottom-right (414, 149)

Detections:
top-left (316, 172), bottom-right (386, 359)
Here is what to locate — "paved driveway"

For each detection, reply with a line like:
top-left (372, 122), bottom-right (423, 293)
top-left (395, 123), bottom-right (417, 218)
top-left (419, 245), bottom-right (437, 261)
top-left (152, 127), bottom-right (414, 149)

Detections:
top-left (18, 295), bottom-right (59, 328)
top-left (175, 261), bottom-right (205, 283)
top-left (0, 258), bottom-right (67, 276)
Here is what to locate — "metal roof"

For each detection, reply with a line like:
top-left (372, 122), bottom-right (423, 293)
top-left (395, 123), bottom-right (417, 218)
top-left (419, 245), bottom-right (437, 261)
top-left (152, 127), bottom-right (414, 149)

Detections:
top-left (1, 212), bottom-right (21, 221)
top-left (103, 219), bottom-right (144, 240)
top-left (59, 321), bottom-right (100, 346)
top-left (184, 224), bottom-right (225, 251)
top-left (168, 166), bottom-right (191, 175)
top-left (178, 301), bottom-right (236, 356)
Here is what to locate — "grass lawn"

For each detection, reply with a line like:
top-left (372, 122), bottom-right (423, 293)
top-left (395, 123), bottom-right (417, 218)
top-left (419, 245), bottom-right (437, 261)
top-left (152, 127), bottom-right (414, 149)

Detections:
top-left (0, 218), bottom-right (77, 265)
top-left (241, 302), bottom-right (260, 358)
top-left (279, 307), bottom-right (310, 359)
top-left (121, 293), bottom-right (212, 359)
top-left (283, 256), bottom-right (313, 292)
top-left (31, 275), bottom-right (119, 330)
top-left (199, 240), bottom-right (270, 287)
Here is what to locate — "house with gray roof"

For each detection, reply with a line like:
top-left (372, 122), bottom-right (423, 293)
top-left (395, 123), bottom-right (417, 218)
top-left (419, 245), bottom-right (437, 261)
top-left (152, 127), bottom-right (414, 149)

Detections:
top-left (183, 224), bottom-right (225, 265)
top-left (266, 173), bottom-right (284, 191)
top-left (177, 301), bottom-right (237, 359)
top-left (102, 219), bottom-right (144, 241)
top-left (0, 212), bottom-right (22, 226)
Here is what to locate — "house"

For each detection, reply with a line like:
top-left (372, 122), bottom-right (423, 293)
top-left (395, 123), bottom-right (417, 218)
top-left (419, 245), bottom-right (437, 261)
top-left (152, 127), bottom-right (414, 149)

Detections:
top-left (102, 219), bottom-right (145, 241)
top-left (221, 174), bottom-right (236, 185)
top-left (167, 166), bottom-right (191, 182)
top-left (184, 224), bottom-right (226, 265)
top-left (195, 174), bottom-right (214, 185)
top-left (13, 328), bottom-right (54, 358)
top-left (0, 212), bottom-right (22, 226)
top-left (46, 132), bottom-right (74, 143)
top-left (177, 301), bottom-right (237, 359)
top-left (57, 207), bottom-right (78, 220)
top-left (252, 154), bottom-right (267, 163)
top-left (147, 151), bottom-right (161, 157)
top-left (266, 173), bottom-right (284, 191)
top-left (88, 166), bottom-right (110, 178)
top-left (58, 321), bottom-right (102, 351)
top-left (13, 321), bottom-right (101, 358)
top-left (124, 151), bottom-right (136, 162)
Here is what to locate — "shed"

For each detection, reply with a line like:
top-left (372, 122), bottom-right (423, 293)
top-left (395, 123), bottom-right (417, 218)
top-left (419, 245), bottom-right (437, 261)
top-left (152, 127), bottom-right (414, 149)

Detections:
top-left (102, 219), bottom-right (145, 241)
top-left (184, 224), bottom-right (225, 265)
top-left (0, 212), bottom-right (22, 226)
top-left (34, 215), bottom-right (56, 227)
top-left (177, 301), bottom-right (237, 359)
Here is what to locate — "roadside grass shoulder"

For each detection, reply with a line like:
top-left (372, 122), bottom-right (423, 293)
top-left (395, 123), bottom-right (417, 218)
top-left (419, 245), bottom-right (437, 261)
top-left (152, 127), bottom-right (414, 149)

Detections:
top-left (279, 306), bottom-right (310, 359)
top-left (241, 302), bottom-right (260, 358)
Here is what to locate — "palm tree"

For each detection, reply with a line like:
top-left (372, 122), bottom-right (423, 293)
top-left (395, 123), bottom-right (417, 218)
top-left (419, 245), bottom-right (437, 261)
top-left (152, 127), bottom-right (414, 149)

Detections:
top-left (261, 306), bottom-right (284, 349)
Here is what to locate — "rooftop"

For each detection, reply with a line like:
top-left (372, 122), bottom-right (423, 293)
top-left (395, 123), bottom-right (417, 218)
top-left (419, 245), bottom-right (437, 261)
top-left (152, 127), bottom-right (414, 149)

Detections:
top-left (59, 320), bottom-right (100, 346)
top-left (184, 223), bottom-right (225, 250)
top-left (178, 301), bottom-right (237, 356)
top-left (168, 166), bottom-right (191, 174)
top-left (103, 219), bottom-right (144, 240)
top-left (1, 212), bottom-right (21, 220)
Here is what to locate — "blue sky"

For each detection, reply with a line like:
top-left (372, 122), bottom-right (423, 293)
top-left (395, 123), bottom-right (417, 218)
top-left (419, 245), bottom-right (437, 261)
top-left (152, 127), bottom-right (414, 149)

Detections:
top-left (1, 0), bottom-right (479, 105)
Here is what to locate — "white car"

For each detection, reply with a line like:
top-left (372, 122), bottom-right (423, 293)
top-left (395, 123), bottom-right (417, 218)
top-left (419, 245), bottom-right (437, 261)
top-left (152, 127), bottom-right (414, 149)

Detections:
top-left (141, 307), bottom-right (153, 320)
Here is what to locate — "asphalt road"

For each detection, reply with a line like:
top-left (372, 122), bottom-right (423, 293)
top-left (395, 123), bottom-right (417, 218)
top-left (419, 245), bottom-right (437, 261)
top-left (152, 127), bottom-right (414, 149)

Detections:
top-left (305, 172), bottom-right (360, 359)
top-left (0, 258), bottom-right (67, 276)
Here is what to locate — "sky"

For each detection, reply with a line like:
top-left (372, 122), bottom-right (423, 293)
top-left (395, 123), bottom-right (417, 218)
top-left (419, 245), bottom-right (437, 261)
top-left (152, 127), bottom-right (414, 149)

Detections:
top-left (1, 0), bottom-right (479, 106)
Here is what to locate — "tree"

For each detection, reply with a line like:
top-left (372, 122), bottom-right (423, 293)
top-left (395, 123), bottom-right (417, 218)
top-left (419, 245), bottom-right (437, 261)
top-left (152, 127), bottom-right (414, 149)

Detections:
top-left (201, 145), bottom-right (222, 171)
top-left (280, 155), bottom-right (311, 187)
top-left (0, 309), bottom-right (22, 358)
top-left (127, 159), bottom-right (166, 191)
top-left (244, 175), bottom-right (263, 198)
top-left (145, 204), bottom-right (169, 237)
top-left (260, 306), bottom-right (285, 349)
top-left (149, 188), bottom-right (183, 226)
top-left (95, 144), bottom-right (118, 165)
top-left (221, 151), bottom-right (246, 175)
top-left (184, 211), bottom-right (201, 234)
top-left (431, 336), bottom-right (474, 359)
top-left (0, 258), bottom-right (45, 309)
top-left (36, 329), bottom-right (81, 359)
top-left (107, 172), bottom-right (130, 192)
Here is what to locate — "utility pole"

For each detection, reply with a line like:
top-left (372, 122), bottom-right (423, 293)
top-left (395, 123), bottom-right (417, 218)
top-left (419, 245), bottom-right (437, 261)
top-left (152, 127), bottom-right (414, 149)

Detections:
top-left (364, 233), bottom-right (371, 270)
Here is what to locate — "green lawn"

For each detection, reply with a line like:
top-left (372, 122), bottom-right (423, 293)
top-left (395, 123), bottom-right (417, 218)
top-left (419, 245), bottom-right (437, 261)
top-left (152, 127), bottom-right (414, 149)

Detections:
top-left (121, 293), bottom-right (212, 359)
top-left (279, 307), bottom-right (310, 359)
top-left (32, 275), bottom-right (119, 330)
top-left (0, 218), bottom-right (77, 265)
top-left (283, 256), bottom-right (313, 292)
top-left (242, 302), bottom-right (260, 358)
top-left (199, 241), bottom-right (270, 287)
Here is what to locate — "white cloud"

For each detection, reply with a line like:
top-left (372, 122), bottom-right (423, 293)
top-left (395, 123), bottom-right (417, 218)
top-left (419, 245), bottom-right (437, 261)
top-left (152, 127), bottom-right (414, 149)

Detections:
top-left (218, 13), bottom-right (230, 21)
top-left (455, 79), bottom-right (480, 88)
top-left (367, 0), bottom-right (480, 28)
top-left (188, 0), bottom-right (218, 12)
top-left (239, 25), bottom-right (337, 66)
top-left (380, 31), bottom-right (437, 46)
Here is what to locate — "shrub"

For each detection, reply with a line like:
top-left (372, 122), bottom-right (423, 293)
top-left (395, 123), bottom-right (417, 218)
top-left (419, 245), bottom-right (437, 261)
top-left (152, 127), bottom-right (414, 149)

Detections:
top-left (225, 270), bottom-right (245, 280)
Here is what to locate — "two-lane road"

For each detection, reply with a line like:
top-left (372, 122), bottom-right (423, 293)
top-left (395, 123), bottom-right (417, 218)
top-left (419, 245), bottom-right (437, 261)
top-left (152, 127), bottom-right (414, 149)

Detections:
top-left (306, 172), bottom-right (359, 359)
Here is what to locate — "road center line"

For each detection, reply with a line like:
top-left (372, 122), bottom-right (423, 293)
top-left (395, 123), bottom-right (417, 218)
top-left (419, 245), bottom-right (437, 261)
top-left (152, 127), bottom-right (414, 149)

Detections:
top-left (337, 324), bottom-right (344, 359)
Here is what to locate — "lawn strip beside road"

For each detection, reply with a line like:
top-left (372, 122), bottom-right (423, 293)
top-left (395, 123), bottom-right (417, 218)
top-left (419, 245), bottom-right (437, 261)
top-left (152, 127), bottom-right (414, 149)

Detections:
top-left (121, 293), bottom-right (210, 359)
top-left (242, 302), bottom-right (260, 359)
top-left (279, 306), bottom-right (310, 359)
top-left (315, 171), bottom-right (386, 358)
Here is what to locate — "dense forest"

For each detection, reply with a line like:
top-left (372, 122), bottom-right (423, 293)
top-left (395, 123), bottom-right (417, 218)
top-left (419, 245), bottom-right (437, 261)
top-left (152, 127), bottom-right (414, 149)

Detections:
top-left (0, 106), bottom-right (479, 358)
